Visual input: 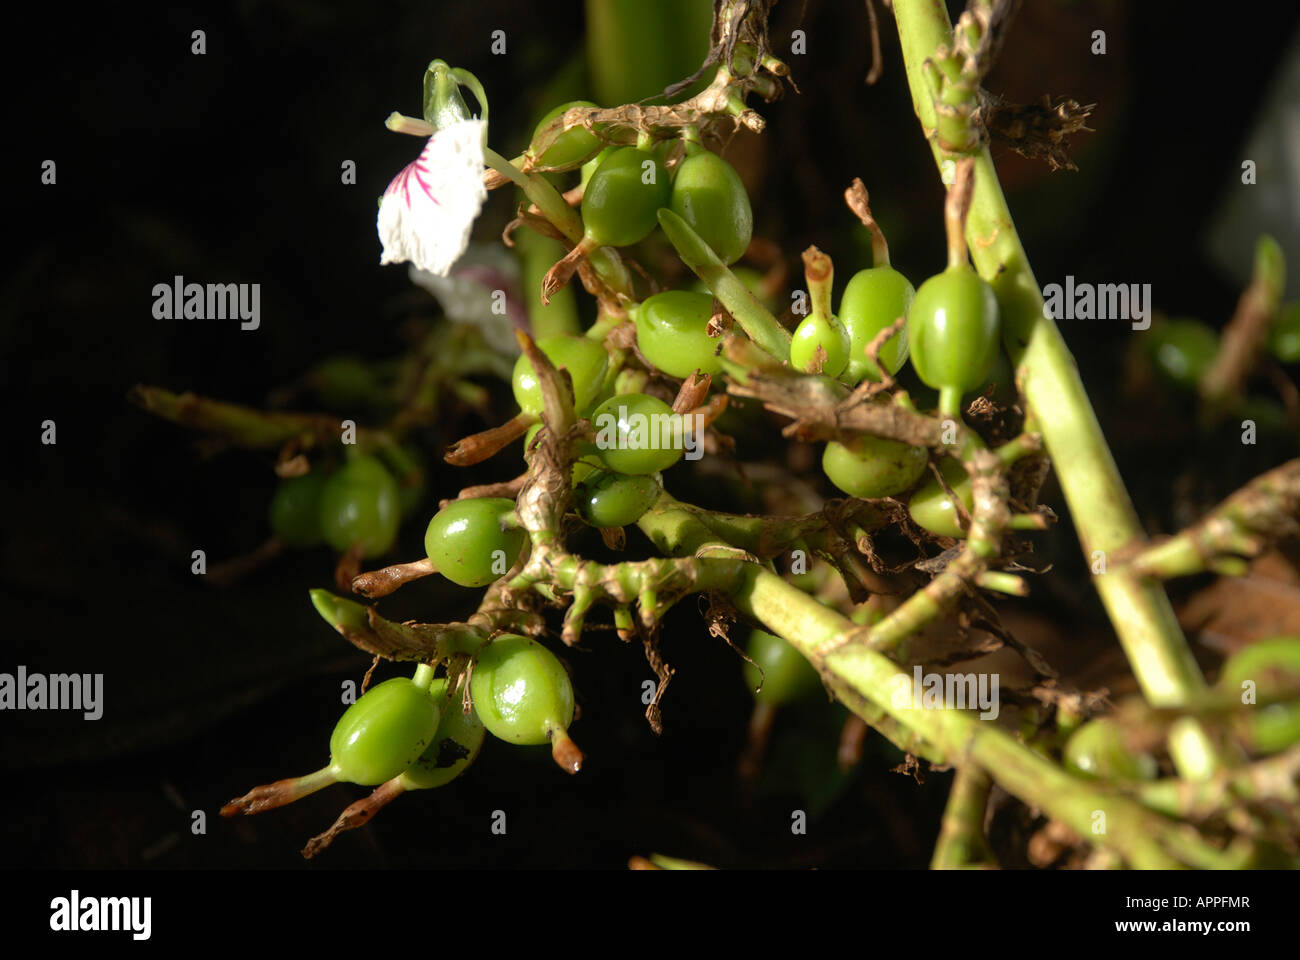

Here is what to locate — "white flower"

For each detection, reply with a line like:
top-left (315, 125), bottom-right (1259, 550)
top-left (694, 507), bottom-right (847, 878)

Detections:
top-left (378, 118), bottom-right (487, 276)
top-left (408, 244), bottom-right (525, 356)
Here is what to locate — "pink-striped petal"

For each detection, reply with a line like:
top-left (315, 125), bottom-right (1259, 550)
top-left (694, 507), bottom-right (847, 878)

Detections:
top-left (378, 119), bottom-right (487, 276)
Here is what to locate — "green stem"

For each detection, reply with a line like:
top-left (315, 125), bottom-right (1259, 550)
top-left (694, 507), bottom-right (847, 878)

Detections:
top-left (516, 231), bottom-right (581, 337)
top-left (804, 247), bottom-right (835, 323)
top-left (585, 0), bottom-right (714, 106)
top-left (585, 310), bottom-right (625, 341)
top-left (891, 2), bottom-right (1211, 726)
top-left (658, 208), bottom-right (792, 360)
top-left (411, 663), bottom-right (436, 690)
top-left (1126, 458), bottom-right (1298, 581)
top-left (127, 385), bottom-right (391, 451)
top-left (994, 431), bottom-right (1042, 466)
top-left (638, 495), bottom-right (883, 559)
top-left (727, 562), bottom-right (1223, 868)
top-left (976, 570), bottom-right (1028, 596)
top-left (634, 498), bottom-right (1234, 867)
top-left (1199, 234), bottom-right (1286, 421)
top-left (482, 146), bottom-right (531, 190)
top-left (1133, 746), bottom-right (1300, 820)
top-left (937, 385), bottom-right (963, 419)
top-left (483, 148), bottom-right (632, 299)
top-left (931, 767), bottom-right (995, 869)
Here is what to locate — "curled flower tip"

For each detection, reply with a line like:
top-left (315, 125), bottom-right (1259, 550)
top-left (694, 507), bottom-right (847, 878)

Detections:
top-left (423, 59), bottom-right (472, 129)
top-left (378, 118), bottom-right (488, 277)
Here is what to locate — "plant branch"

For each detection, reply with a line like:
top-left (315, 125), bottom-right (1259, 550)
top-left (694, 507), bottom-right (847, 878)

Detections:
top-left (659, 208), bottom-right (792, 360)
top-left (1199, 235), bottom-right (1287, 424)
top-left (891, 0), bottom-right (1211, 730)
top-left (723, 559), bottom-right (1230, 867)
top-left (1133, 745), bottom-right (1300, 822)
top-left (128, 385), bottom-right (391, 452)
top-left (1124, 459), bottom-right (1300, 580)
top-left (931, 766), bottom-right (996, 868)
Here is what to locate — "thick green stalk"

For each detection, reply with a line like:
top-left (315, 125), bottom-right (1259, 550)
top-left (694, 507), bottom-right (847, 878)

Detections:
top-left (890, 1), bottom-right (1209, 719)
top-left (1135, 746), bottom-right (1300, 819)
top-left (516, 230), bottom-right (580, 337)
top-left (483, 148), bottom-right (632, 298)
top-left (658, 208), bottom-right (792, 360)
top-left (1127, 458), bottom-right (1300, 581)
top-left (128, 385), bottom-right (391, 450)
top-left (585, 0), bottom-right (714, 106)
top-left (727, 563), bottom-right (1228, 868)
top-left (931, 767), bottom-right (994, 869)
top-left (636, 498), bottom-right (1232, 867)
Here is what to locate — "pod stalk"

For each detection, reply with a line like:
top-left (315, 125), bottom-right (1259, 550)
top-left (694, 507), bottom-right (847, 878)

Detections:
top-left (550, 727), bottom-right (584, 774)
top-left (943, 157), bottom-right (975, 270)
top-left (221, 765), bottom-right (337, 818)
top-left (301, 778), bottom-right (408, 859)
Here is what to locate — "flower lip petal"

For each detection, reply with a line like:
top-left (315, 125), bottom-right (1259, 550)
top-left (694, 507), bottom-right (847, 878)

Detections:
top-left (378, 118), bottom-right (488, 277)
top-left (408, 245), bottom-right (526, 356)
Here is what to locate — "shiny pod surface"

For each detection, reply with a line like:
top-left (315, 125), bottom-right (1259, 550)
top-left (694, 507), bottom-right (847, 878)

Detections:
top-left (581, 147), bottom-right (671, 248)
top-left (667, 149), bottom-right (753, 265)
top-left (424, 497), bottom-right (526, 587)
top-left (329, 677), bottom-right (444, 786)
top-left (908, 266), bottom-right (1001, 392)
top-left (511, 334), bottom-right (610, 415)
top-left (470, 634), bottom-right (575, 745)
top-left (530, 100), bottom-right (601, 170)
top-left (317, 456), bottom-right (402, 557)
top-left (580, 146), bottom-right (616, 190)
top-left (839, 267), bottom-right (914, 382)
top-left (790, 313), bottom-right (850, 377)
top-left (400, 678), bottom-right (488, 790)
top-left (633, 290), bottom-right (724, 378)
top-left (822, 434), bottom-right (928, 499)
top-left (576, 469), bottom-right (662, 527)
top-left (590, 393), bottom-right (685, 475)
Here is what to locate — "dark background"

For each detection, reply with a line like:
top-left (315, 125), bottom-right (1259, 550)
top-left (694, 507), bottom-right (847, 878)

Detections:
top-left (3, 0), bottom-right (1298, 869)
